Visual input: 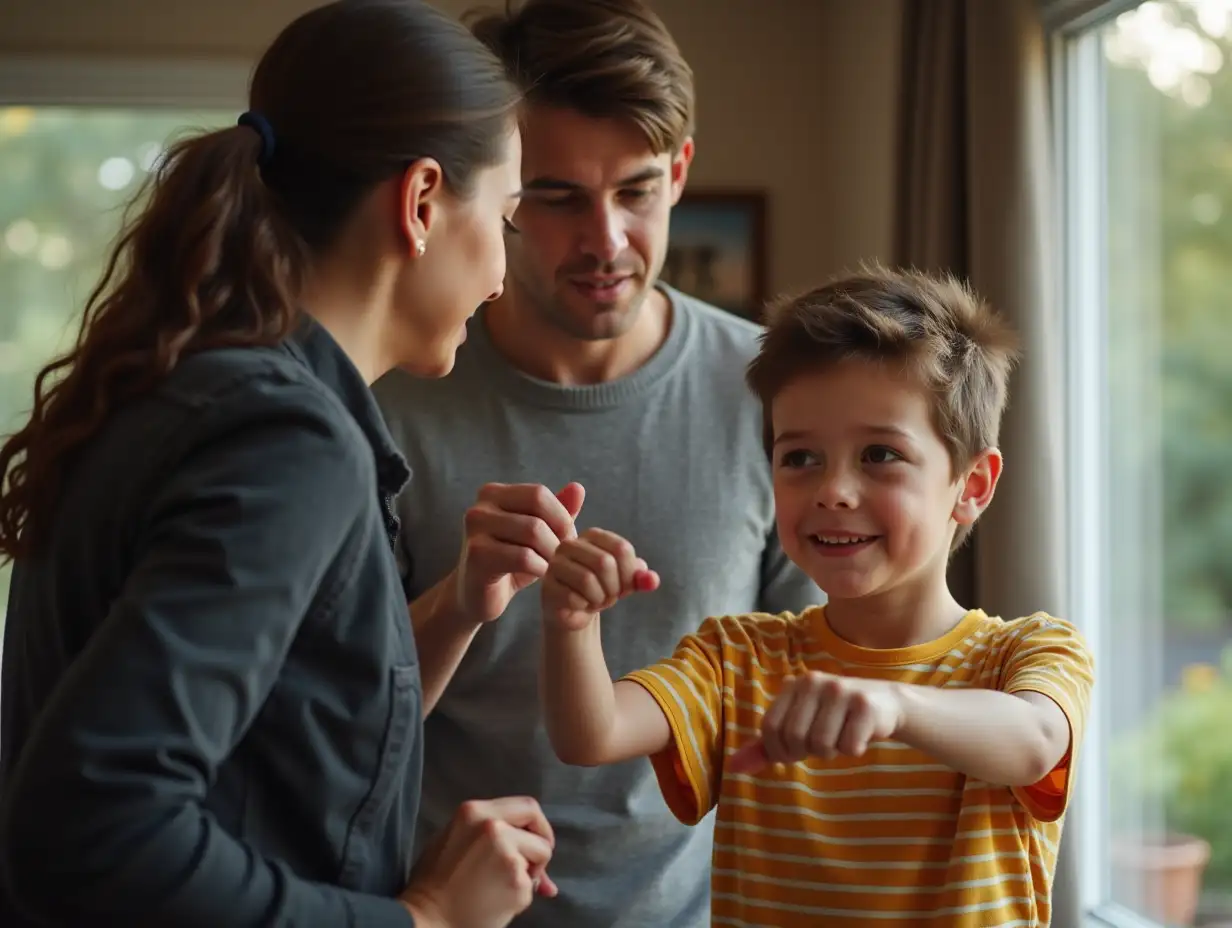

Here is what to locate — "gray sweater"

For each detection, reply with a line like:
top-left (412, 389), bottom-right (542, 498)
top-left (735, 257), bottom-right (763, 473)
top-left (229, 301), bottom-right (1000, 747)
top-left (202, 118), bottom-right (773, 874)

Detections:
top-left (374, 286), bottom-right (822, 928)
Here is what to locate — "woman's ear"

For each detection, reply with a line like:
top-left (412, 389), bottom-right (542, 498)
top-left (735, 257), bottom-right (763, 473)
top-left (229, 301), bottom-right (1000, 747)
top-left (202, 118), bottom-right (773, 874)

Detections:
top-left (399, 157), bottom-right (444, 258)
top-left (953, 447), bottom-right (1004, 528)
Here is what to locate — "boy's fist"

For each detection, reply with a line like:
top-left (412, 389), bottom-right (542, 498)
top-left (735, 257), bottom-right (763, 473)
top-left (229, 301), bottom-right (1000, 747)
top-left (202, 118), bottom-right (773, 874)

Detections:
top-left (728, 672), bottom-right (904, 774)
top-left (541, 527), bottom-right (660, 631)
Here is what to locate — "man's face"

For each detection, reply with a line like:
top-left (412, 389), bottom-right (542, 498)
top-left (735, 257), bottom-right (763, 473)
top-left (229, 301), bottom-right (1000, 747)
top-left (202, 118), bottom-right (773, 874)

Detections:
top-left (505, 104), bottom-right (693, 340)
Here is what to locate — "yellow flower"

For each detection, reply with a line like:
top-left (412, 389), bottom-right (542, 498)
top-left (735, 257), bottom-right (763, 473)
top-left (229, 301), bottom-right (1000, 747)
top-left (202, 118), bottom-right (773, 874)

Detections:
top-left (0, 108), bottom-right (34, 138)
top-left (1182, 663), bottom-right (1218, 693)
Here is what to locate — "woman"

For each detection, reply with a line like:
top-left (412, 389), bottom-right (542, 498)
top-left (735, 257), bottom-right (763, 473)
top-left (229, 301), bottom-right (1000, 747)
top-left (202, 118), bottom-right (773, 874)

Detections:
top-left (0, 1), bottom-right (554, 925)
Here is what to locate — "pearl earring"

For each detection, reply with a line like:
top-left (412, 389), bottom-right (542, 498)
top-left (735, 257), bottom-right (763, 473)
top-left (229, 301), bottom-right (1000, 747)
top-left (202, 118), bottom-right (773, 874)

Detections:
top-left (415, 240), bottom-right (426, 257)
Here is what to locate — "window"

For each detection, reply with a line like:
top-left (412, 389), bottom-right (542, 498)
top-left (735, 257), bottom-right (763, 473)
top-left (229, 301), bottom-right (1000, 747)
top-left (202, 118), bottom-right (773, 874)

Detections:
top-left (1057, 1), bottom-right (1232, 926)
top-left (0, 60), bottom-right (241, 631)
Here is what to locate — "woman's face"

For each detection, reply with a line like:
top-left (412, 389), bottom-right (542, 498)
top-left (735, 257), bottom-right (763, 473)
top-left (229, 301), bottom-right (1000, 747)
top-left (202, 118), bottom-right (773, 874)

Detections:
top-left (393, 126), bottom-right (523, 377)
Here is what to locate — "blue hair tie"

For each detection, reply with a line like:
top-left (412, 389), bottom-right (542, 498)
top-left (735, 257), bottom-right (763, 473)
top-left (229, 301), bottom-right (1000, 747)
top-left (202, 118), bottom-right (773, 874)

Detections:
top-left (237, 110), bottom-right (276, 167)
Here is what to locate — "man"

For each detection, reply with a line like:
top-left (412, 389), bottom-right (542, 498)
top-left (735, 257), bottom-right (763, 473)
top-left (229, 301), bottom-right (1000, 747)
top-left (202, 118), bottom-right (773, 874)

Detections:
top-left (373, 1), bottom-right (822, 925)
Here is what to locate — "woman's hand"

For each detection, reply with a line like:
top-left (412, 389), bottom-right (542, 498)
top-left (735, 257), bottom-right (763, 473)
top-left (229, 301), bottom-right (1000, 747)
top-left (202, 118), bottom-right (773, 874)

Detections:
top-left (453, 482), bottom-right (586, 625)
top-left (400, 796), bottom-right (558, 928)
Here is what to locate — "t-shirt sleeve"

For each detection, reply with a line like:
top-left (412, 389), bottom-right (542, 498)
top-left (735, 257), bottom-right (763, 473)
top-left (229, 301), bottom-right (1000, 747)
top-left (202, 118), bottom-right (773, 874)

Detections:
top-left (622, 617), bottom-right (728, 826)
top-left (999, 615), bottom-right (1095, 822)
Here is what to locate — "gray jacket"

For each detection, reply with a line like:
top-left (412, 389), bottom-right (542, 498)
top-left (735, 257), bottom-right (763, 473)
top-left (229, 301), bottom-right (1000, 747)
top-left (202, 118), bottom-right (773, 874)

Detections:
top-left (0, 317), bottom-right (420, 927)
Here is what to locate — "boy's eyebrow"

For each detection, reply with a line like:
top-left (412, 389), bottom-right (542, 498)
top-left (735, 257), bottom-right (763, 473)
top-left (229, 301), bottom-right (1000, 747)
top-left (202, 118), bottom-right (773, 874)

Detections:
top-left (864, 424), bottom-right (916, 441)
top-left (772, 425), bottom-right (917, 446)
top-left (772, 429), bottom-right (812, 447)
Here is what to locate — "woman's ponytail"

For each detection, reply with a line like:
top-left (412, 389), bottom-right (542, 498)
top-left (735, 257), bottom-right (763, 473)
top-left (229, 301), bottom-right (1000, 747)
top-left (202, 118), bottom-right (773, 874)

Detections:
top-left (0, 120), bottom-right (309, 560)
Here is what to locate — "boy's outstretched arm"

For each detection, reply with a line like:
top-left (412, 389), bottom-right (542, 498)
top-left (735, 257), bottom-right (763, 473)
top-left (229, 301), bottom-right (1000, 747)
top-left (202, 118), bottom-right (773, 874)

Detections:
top-left (540, 527), bottom-right (672, 767)
top-left (731, 617), bottom-right (1094, 792)
top-left (894, 687), bottom-right (1070, 785)
top-left (732, 674), bottom-right (1072, 785)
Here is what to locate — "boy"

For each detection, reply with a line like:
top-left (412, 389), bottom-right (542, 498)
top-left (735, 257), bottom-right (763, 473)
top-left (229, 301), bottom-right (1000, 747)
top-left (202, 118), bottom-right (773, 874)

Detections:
top-left (537, 265), bottom-right (1095, 927)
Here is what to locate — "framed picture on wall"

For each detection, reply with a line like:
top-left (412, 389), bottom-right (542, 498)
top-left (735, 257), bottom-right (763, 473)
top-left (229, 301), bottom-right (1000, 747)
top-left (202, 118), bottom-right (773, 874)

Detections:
top-left (662, 188), bottom-right (769, 321)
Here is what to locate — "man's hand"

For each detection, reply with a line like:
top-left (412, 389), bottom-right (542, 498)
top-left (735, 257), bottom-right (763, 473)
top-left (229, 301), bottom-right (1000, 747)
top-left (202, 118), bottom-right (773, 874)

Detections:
top-left (541, 527), bottom-right (660, 631)
top-left (728, 672), bottom-right (904, 774)
top-left (451, 482), bottom-right (587, 626)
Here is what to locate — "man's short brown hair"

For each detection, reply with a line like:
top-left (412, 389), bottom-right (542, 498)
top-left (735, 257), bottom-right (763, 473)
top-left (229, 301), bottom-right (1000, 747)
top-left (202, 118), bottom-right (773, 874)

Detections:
top-left (464, 0), bottom-right (695, 154)
top-left (747, 265), bottom-right (1020, 543)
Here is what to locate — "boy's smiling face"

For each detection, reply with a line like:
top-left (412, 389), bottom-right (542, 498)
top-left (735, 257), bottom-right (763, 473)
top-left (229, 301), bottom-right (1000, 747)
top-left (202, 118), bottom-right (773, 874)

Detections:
top-left (769, 359), bottom-right (1001, 602)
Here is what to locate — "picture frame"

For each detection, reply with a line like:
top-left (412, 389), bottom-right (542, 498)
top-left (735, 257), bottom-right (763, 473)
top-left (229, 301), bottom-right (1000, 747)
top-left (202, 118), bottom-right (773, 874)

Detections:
top-left (662, 188), bottom-right (769, 321)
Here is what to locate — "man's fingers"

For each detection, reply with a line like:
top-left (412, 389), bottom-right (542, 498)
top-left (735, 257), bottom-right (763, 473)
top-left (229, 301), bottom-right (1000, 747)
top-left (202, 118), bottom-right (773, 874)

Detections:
top-left (476, 483), bottom-right (577, 540)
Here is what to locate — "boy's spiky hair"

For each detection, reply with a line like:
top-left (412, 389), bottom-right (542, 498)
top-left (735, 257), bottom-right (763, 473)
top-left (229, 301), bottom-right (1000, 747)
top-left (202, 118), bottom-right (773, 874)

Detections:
top-left (747, 263), bottom-right (1020, 546)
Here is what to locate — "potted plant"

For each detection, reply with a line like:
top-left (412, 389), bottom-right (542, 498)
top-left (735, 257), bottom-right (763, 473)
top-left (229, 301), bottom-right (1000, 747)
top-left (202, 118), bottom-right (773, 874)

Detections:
top-left (1108, 650), bottom-right (1232, 926)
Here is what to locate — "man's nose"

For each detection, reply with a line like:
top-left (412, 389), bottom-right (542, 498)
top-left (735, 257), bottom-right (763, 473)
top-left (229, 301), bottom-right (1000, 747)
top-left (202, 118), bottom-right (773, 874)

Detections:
top-left (577, 202), bottom-right (628, 263)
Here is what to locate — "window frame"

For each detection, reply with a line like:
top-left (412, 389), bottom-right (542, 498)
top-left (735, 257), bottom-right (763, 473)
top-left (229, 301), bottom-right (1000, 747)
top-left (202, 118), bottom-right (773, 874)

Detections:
top-left (1053, 17), bottom-right (1113, 923)
top-left (0, 55), bottom-right (249, 108)
top-left (1049, 2), bottom-right (1174, 927)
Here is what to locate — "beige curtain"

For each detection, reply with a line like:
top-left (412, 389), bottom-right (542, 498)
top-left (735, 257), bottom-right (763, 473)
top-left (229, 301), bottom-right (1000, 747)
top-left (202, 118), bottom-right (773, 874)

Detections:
top-left (895, 1), bottom-right (1080, 925)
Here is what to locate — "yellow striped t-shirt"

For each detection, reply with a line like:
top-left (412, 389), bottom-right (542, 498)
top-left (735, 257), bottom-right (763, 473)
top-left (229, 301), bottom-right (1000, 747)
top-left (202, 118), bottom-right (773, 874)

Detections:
top-left (624, 606), bottom-right (1094, 927)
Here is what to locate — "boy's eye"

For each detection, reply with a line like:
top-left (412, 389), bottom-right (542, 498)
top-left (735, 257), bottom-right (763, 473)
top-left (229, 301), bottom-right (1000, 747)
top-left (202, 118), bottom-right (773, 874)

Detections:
top-left (863, 445), bottom-right (902, 465)
top-left (778, 449), bottom-right (817, 468)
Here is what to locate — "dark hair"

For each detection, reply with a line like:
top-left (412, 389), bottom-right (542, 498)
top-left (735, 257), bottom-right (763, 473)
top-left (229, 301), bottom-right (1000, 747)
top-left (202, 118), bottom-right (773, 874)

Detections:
top-left (466, 0), bottom-right (694, 154)
top-left (746, 263), bottom-right (1020, 547)
top-left (0, 0), bottom-right (520, 561)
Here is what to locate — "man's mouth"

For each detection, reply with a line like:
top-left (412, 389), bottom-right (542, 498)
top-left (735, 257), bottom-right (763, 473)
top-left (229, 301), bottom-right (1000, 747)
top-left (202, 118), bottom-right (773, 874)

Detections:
top-left (569, 275), bottom-right (634, 301)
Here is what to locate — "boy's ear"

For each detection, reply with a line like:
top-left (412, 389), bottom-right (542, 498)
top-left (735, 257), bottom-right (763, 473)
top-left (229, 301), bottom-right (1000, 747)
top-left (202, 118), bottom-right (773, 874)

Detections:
top-left (953, 448), bottom-right (1003, 528)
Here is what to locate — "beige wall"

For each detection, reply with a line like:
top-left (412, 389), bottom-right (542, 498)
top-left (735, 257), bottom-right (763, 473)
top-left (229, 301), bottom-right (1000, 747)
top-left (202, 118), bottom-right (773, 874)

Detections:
top-left (0, 0), bottom-right (903, 295)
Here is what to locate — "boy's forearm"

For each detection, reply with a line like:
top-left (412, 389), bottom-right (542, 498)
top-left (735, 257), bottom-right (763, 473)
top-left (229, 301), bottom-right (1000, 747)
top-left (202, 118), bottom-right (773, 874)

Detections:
top-left (540, 621), bottom-right (619, 766)
top-left (892, 683), bottom-right (1069, 786)
top-left (409, 569), bottom-right (482, 716)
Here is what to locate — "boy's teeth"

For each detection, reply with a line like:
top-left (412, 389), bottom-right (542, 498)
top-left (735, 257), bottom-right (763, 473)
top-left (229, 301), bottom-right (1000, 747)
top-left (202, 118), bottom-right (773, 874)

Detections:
top-left (814, 534), bottom-right (870, 545)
